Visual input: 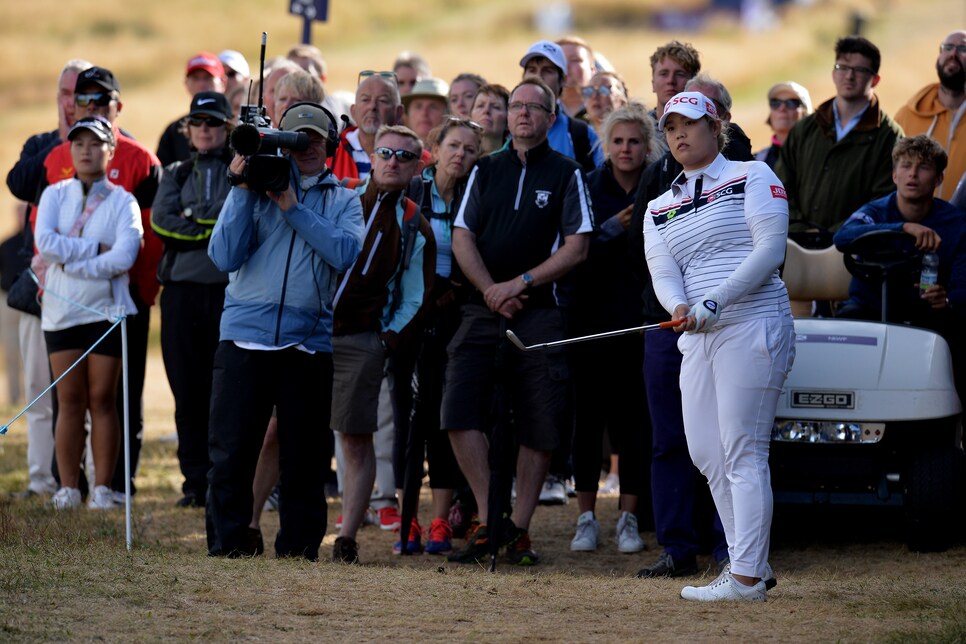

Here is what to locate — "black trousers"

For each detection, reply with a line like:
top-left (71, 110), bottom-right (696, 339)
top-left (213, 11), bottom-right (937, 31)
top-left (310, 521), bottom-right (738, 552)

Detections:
top-left (206, 342), bottom-right (331, 560)
top-left (390, 302), bottom-right (465, 492)
top-left (571, 332), bottom-right (651, 501)
top-left (160, 282), bottom-right (225, 497)
top-left (110, 288), bottom-right (149, 495)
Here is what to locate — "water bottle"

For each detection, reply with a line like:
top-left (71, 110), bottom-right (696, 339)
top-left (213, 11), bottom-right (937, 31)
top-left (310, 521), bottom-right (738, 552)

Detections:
top-left (920, 252), bottom-right (939, 294)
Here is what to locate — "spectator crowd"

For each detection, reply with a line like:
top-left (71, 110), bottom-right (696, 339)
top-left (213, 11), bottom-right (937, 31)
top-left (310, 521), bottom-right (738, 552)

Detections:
top-left (5, 29), bottom-right (966, 602)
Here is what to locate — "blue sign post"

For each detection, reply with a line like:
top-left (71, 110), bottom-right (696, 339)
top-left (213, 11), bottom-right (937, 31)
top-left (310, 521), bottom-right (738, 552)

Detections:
top-left (289, 0), bottom-right (330, 44)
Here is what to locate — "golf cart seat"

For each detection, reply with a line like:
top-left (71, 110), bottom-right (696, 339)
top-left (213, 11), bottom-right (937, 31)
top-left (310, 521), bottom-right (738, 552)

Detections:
top-left (782, 238), bottom-right (852, 317)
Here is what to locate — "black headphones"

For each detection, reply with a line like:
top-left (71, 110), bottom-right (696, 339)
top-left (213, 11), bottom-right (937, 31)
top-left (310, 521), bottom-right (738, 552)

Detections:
top-left (280, 101), bottom-right (339, 157)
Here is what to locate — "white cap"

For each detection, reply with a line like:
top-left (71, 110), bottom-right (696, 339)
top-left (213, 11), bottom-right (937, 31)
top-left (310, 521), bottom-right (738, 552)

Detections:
top-left (658, 91), bottom-right (720, 130)
top-left (218, 50), bottom-right (250, 78)
top-left (519, 40), bottom-right (567, 77)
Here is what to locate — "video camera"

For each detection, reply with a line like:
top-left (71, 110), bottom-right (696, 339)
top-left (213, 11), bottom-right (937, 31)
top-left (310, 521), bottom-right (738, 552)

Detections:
top-left (228, 33), bottom-right (308, 193)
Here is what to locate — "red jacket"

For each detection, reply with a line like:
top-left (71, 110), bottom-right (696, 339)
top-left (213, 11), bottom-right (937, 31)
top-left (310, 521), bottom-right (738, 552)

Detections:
top-left (43, 128), bottom-right (163, 306)
top-left (328, 126), bottom-right (361, 181)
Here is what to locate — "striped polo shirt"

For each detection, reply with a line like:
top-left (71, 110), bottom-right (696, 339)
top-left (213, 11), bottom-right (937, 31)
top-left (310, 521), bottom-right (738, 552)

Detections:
top-left (644, 154), bottom-right (791, 325)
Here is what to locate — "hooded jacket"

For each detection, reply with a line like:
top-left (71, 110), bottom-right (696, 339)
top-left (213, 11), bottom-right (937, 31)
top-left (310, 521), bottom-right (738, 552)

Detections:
top-left (208, 165), bottom-right (364, 353)
top-left (895, 83), bottom-right (966, 201)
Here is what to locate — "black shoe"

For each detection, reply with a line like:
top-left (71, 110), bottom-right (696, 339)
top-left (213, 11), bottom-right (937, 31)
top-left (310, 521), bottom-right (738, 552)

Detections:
top-left (637, 551), bottom-right (698, 578)
top-left (9, 488), bottom-right (40, 500)
top-left (175, 493), bottom-right (204, 508)
top-left (224, 527), bottom-right (264, 558)
top-left (447, 521), bottom-right (489, 564)
top-left (503, 524), bottom-right (539, 566)
top-left (332, 536), bottom-right (360, 564)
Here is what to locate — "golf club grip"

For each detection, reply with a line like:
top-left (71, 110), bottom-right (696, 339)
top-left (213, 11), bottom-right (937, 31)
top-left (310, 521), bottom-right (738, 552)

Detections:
top-left (657, 319), bottom-right (686, 329)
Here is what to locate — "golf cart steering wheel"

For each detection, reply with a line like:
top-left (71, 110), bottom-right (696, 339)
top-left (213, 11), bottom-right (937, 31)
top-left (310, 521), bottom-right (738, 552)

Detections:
top-left (841, 229), bottom-right (923, 322)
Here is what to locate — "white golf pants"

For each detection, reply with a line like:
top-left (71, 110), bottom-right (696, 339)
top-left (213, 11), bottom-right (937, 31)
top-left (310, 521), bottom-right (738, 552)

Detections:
top-left (678, 316), bottom-right (795, 579)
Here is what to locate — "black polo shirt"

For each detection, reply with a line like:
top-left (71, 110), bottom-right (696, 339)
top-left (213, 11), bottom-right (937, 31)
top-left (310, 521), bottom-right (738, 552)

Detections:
top-left (454, 139), bottom-right (593, 307)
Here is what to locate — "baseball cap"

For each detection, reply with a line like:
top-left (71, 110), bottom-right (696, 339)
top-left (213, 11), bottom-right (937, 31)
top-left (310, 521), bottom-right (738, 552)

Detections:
top-left (519, 40), bottom-right (567, 77)
top-left (218, 50), bottom-right (250, 78)
top-left (75, 66), bottom-right (120, 94)
top-left (189, 91), bottom-right (232, 121)
top-left (279, 102), bottom-right (332, 137)
top-left (767, 80), bottom-right (813, 113)
top-left (67, 116), bottom-right (115, 146)
top-left (658, 91), bottom-right (720, 130)
top-left (401, 77), bottom-right (449, 108)
top-left (185, 51), bottom-right (225, 79)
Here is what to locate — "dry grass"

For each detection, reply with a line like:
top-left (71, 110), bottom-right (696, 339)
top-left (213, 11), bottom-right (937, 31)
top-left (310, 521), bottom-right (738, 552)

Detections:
top-left (3, 0), bottom-right (966, 639)
top-left (2, 373), bottom-right (966, 641)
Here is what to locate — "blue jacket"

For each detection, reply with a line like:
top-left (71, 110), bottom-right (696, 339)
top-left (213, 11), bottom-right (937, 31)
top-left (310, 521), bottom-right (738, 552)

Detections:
top-left (833, 192), bottom-right (966, 321)
top-left (209, 167), bottom-right (364, 353)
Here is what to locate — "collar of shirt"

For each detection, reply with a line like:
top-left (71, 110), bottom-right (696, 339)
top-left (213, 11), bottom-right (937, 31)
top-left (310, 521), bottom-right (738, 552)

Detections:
top-left (299, 173), bottom-right (322, 190)
top-left (670, 153), bottom-right (727, 199)
top-left (832, 99), bottom-right (870, 141)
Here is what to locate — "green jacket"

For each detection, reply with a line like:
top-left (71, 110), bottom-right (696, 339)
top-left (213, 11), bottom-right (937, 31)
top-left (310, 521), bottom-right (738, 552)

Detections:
top-left (775, 94), bottom-right (904, 232)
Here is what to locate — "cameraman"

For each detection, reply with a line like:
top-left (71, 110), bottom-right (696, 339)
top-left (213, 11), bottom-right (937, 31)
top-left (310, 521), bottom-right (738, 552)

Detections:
top-left (206, 103), bottom-right (364, 559)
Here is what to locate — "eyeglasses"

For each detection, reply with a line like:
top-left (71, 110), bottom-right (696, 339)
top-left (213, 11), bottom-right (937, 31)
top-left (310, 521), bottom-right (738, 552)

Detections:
top-left (581, 85), bottom-right (615, 99)
top-left (443, 115), bottom-right (483, 132)
top-left (374, 146), bottom-right (419, 163)
top-left (507, 101), bottom-right (551, 114)
top-left (940, 43), bottom-right (966, 55)
top-left (188, 116), bottom-right (226, 128)
top-left (833, 63), bottom-right (874, 77)
top-left (358, 70), bottom-right (398, 85)
top-left (769, 98), bottom-right (804, 110)
top-left (75, 92), bottom-right (114, 107)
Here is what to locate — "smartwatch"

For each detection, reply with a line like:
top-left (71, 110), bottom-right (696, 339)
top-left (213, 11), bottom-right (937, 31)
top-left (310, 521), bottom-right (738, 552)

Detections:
top-left (521, 272), bottom-right (534, 289)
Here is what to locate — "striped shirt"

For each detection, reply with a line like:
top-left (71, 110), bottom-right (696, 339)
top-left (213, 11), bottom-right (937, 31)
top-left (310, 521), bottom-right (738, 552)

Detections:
top-left (644, 154), bottom-right (791, 326)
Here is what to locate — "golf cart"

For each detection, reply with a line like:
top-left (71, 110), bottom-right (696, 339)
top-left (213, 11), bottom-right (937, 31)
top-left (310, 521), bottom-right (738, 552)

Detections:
top-left (772, 231), bottom-right (965, 551)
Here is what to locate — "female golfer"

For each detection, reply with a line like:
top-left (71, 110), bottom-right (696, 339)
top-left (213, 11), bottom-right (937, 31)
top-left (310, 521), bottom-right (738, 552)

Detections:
top-left (644, 92), bottom-right (795, 601)
top-left (35, 116), bottom-right (142, 510)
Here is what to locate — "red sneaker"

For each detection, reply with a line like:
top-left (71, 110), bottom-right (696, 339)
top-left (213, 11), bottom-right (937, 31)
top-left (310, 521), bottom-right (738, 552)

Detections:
top-left (378, 506), bottom-right (402, 531)
top-left (425, 517), bottom-right (453, 554)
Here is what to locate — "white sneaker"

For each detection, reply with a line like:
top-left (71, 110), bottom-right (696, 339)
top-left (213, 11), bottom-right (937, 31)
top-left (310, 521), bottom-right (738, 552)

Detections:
top-left (538, 475), bottom-right (568, 505)
top-left (599, 473), bottom-right (620, 496)
top-left (570, 511), bottom-right (599, 552)
top-left (88, 485), bottom-right (117, 510)
top-left (616, 511), bottom-right (645, 553)
top-left (51, 487), bottom-right (81, 510)
top-left (717, 560), bottom-right (778, 590)
top-left (681, 573), bottom-right (768, 602)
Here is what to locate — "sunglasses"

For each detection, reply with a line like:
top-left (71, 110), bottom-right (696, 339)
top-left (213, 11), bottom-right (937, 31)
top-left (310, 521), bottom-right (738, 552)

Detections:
top-left (443, 115), bottom-right (483, 132)
top-left (358, 70), bottom-right (398, 85)
top-left (75, 92), bottom-right (114, 108)
top-left (188, 116), bottom-right (226, 127)
top-left (769, 98), bottom-right (804, 110)
top-left (374, 146), bottom-right (419, 163)
top-left (581, 85), bottom-right (615, 99)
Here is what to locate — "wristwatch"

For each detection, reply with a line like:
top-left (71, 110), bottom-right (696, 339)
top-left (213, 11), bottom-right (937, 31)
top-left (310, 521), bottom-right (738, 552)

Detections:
top-left (520, 272), bottom-right (534, 289)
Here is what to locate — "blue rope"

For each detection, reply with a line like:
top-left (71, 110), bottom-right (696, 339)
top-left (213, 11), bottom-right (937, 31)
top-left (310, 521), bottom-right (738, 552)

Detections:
top-left (0, 271), bottom-right (126, 436)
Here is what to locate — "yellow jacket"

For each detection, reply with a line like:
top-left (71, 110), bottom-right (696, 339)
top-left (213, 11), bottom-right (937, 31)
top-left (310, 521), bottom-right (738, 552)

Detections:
top-left (895, 83), bottom-right (966, 201)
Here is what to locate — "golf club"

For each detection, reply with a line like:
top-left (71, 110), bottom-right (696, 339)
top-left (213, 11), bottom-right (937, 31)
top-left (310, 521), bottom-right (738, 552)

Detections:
top-left (505, 319), bottom-right (685, 351)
